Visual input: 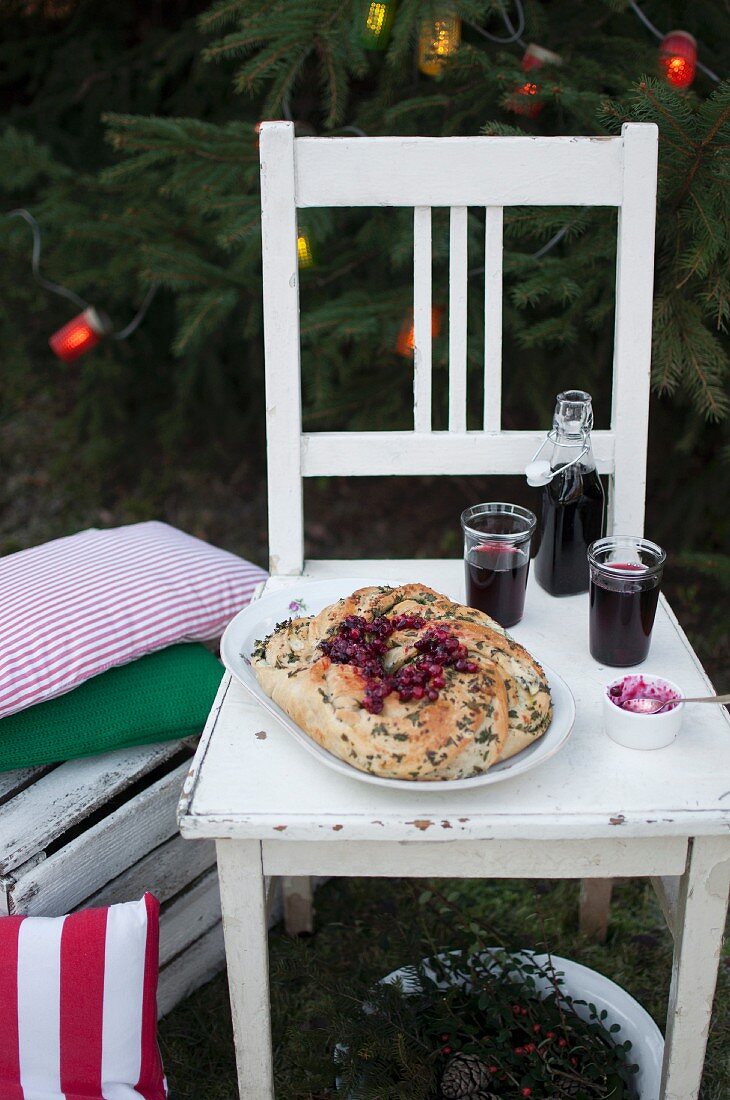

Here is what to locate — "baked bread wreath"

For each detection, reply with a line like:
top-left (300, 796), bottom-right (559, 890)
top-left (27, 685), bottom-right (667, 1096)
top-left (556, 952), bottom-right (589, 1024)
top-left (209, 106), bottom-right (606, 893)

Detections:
top-left (251, 583), bottom-right (552, 781)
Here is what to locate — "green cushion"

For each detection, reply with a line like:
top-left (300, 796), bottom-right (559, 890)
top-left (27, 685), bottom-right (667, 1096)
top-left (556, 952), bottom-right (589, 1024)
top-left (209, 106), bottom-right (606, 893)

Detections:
top-left (0, 644), bottom-right (224, 772)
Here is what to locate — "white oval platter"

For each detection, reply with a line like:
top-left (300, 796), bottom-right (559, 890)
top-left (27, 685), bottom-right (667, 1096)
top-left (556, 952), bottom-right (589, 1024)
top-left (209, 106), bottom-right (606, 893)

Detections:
top-left (220, 577), bottom-right (576, 792)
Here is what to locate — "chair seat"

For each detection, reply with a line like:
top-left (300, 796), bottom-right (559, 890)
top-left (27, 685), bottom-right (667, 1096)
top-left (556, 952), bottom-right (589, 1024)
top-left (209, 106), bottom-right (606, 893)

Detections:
top-left (180, 560), bottom-right (729, 844)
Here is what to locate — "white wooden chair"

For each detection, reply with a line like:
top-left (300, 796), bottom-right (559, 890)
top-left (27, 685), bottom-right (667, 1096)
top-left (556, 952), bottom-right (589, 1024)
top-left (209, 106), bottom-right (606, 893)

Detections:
top-left (179, 121), bottom-right (730, 1099)
top-left (261, 121), bottom-right (657, 936)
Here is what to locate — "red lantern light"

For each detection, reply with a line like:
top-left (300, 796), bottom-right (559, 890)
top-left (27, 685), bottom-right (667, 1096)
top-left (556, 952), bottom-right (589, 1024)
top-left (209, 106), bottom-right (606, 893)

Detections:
top-left (49, 307), bottom-right (110, 362)
top-left (507, 82), bottom-right (542, 119)
top-left (521, 43), bottom-right (562, 73)
top-left (507, 44), bottom-right (561, 118)
top-left (395, 306), bottom-right (444, 357)
top-left (660, 30), bottom-right (697, 88)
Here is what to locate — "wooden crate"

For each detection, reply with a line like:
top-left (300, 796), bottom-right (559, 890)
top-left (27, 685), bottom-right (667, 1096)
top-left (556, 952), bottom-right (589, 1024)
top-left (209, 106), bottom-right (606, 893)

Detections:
top-left (0, 739), bottom-right (225, 1018)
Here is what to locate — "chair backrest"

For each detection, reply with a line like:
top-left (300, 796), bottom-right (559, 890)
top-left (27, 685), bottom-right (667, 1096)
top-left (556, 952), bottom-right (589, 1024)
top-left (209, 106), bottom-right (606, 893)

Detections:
top-left (259, 121), bottom-right (658, 576)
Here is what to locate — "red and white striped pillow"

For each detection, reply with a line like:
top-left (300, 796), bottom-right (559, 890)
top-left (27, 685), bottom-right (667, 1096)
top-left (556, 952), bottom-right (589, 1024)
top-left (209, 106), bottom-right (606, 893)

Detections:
top-left (0, 894), bottom-right (167, 1100)
top-left (0, 521), bottom-right (266, 719)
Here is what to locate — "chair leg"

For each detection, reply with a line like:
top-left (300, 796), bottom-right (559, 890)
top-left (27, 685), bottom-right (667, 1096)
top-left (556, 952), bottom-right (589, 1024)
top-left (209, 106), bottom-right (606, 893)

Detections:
top-left (661, 836), bottom-right (730, 1100)
top-left (282, 875), bottom-right (314, 935)
top-left (216, 839), bottom-right (275, 1100)
top-left (579, 878), bottom-right (613, 942)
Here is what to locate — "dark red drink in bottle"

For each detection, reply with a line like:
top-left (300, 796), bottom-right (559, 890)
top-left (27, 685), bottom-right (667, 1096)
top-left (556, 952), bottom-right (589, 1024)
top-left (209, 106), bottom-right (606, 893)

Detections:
top-left (588, 539), bottom-right (666, 666)
top-left (530, 391), bottom-right (605, 597)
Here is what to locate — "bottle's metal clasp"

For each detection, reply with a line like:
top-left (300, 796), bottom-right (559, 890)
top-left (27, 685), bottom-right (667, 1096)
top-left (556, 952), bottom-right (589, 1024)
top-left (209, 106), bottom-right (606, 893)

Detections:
top-left (525, 429), bottom-right (589, 487)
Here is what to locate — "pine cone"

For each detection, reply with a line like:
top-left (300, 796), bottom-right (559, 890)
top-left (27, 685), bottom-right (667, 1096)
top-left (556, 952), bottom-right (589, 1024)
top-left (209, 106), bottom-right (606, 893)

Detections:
top-left (440, 1053), bottom-right (495, 1099)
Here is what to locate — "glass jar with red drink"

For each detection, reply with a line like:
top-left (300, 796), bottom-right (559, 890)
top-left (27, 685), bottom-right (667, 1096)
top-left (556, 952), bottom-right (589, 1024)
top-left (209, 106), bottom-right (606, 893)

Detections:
top-left (588, 536), bottom-right (666, 667)
top-left (461, 503), bottom-right (536, 628)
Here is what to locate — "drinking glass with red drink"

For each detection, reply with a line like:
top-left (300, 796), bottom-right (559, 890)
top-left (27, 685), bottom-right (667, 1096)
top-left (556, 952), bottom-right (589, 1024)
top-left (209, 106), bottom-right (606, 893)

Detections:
top-left (461, 503), bottom-right (536, 628)
top-left (588, 536), bottom-right (666, 667)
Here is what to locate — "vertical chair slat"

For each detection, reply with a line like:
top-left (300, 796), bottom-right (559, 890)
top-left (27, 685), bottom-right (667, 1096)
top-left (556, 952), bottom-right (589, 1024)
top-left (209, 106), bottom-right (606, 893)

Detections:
top-left (483, 206), bottom-right (504, 431)
top-left (413, 206), bottom-right (433, 433)
top-left (260, 122), bottom-right (304, 574)
top-left (609, 123), bottom-right (658, 536)
top-left (448, 206), bottom-right (469, 432)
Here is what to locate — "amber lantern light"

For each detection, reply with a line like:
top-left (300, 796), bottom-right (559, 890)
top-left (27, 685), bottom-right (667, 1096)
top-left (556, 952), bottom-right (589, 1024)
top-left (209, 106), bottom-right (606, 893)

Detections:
top-left (297, 232), bottom-right (315, 268)
top-left (49, 307), bottom-right (111, 363)
top-left (418, 11), bottom-right (461, 77)
top-left (395, 306), bottom-right (444, 357)
top-left (361, 0), bottom-right (397, 50)
top-left (660, 30), bottom-right (697, 88)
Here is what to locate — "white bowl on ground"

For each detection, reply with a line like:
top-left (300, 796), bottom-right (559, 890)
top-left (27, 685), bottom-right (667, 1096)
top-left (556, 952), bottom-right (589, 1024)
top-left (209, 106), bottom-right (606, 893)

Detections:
top-left (603, 674), bottom-right (684, 750)
top-left (341, 950), bottom-right (663, 1099)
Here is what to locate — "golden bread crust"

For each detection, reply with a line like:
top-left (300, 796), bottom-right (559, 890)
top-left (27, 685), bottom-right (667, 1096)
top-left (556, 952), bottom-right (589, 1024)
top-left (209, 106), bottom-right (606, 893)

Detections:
top-left (251, 583), bottom-right (551, 781)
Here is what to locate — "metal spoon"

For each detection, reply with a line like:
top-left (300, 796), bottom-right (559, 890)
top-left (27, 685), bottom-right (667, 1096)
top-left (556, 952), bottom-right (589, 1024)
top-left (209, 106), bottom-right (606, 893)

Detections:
top-left (621, 692), bottom-right (730, 715)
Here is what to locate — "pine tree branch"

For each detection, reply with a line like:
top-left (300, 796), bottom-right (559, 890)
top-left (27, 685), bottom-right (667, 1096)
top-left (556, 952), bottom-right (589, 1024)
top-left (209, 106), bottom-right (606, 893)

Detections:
top-left (672, 102), bottom-right (730, 212)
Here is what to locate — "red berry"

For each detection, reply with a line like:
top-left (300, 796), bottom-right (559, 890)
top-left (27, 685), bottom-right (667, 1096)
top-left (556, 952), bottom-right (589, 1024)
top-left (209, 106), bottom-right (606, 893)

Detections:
top-left (514, 1046), bottom-right (524, 1056)
top-left (558, 1038), bottom-right (568, 1048)
top-left (440, 1033), bottom-right (450, 1041)
top-left (546, 1031), bottom-right (555, 1040)
top-left (488, 1065), bottom-right (498, 1073)
top-left (521, 1090), bottom-right (532, 1097)
top-left (570, 1056), bottom-right (578, 1066)
top-left (533, 1024), bottom-right (541, 1033)
top-left (512, 1004), bottom-right (522, 1014)
top-left (441, 1045), bottom-right (452, 1055)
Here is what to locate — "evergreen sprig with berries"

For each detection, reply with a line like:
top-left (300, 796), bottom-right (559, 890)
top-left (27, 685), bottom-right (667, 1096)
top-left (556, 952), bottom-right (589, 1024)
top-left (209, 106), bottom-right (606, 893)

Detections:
top-left (335, 947), bottom-right (639, 1100)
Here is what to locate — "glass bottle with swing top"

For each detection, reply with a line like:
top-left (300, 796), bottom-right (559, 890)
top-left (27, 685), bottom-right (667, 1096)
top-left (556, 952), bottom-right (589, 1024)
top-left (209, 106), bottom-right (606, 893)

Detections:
top-left (526, 390), bottom-right (605, 596)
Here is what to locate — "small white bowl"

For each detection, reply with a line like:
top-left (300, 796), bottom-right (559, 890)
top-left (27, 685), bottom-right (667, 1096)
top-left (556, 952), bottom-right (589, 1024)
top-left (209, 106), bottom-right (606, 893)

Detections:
top-left (603, 674), bottom-right (684, 750)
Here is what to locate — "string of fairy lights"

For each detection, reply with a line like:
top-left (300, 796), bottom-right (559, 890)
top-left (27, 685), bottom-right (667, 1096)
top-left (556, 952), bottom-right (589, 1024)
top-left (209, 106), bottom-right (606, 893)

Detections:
top-left (8, 209), bottom-right (158, 362)
top-left (8, 1), bottom-right (723, 362)
top-left (316, 0), bottom-right (724, 356)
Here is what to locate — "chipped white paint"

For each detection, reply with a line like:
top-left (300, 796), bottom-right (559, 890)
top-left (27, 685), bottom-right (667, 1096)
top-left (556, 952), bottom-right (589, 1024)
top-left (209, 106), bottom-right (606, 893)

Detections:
top-left (260, 121), bottom-right (304, 575)
top-left (157, 920), bottom-right (226, 1020)
top-left (661, 838), bottom-right (730, 1100)
top-left (301, 429), bottom-right (615, 477)
top-left (579, 879), bottom-right (614, 942)
top-left (0, 739), bottom-right (187, 875)
top-left (182, 561), bottom-right (729, 1100)
top-left (158, 869), bottom-right (221, 968)
top-left (262, 838), bottom-right (687, 878)
top-left (0, 738), bottom-right (221, 1018)
top-left (650, 875), bottom-right (680, 939)
top-left (609, 123), bottom-right (658, 536)
top-left (281, 875), bottom-right (314, 935)
top-left (8, 761), bottom-right (190, 915)
top-left (216, 840), bottom-right (275, 1098)
top-left (260, 122), bottom-right (658, 575)
top-left (200, 124), bottom-right (727, 1097)
top-left (294, 134), bottom-right (624, 207)
top-left (84, 833), bottom-right (216, 912)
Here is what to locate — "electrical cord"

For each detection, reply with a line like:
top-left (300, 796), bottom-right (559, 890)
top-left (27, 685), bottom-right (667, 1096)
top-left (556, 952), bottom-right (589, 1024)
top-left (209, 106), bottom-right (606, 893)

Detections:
top-left (8, 208), bottom-right (157, 339)
top-left (9, 208), bottom-right (89, 311)
top-left (466, 0), bottom-right (525, 48)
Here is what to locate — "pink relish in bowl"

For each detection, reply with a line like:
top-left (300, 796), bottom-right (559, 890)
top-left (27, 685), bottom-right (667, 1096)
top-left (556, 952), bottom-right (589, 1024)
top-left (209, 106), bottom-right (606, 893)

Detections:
top-left (607, 675), bottom-right (681, 715)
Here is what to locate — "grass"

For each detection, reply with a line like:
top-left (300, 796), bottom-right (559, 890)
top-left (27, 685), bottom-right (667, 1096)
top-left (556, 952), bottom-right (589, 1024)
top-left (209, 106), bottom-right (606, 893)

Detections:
top-left (159, 876), bottom-right (729, 1099)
